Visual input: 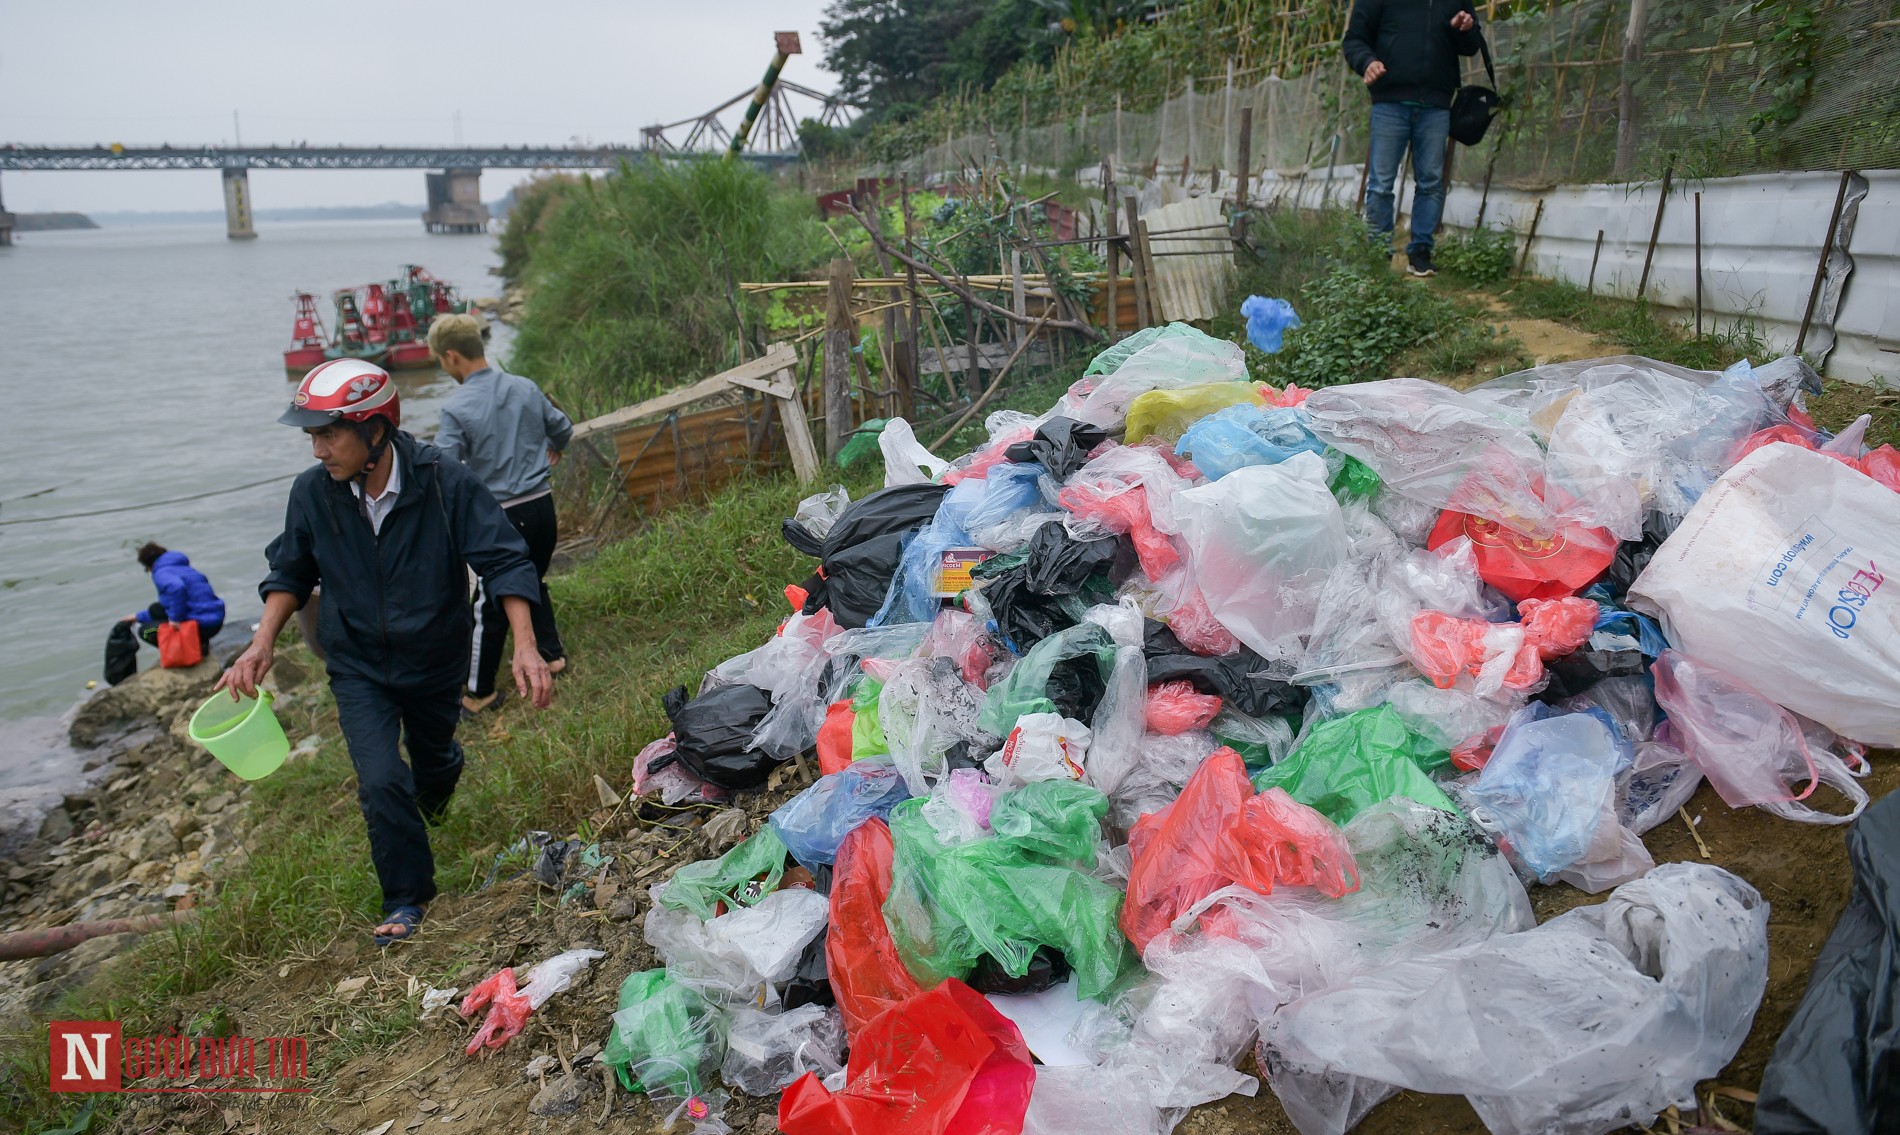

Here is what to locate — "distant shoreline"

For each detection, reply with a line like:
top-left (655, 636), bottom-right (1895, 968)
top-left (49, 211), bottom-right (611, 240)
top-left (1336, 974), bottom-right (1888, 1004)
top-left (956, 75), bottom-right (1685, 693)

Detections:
top-left (81, 202), bottom-right (509, 226)
top-left (13, 212), bottom-right (98, 231)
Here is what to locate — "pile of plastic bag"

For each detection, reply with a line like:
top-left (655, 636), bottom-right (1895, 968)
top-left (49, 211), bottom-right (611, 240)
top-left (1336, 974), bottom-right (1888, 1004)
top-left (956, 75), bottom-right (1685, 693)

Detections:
top-left (602, 324), bottom-right (1896, 1135)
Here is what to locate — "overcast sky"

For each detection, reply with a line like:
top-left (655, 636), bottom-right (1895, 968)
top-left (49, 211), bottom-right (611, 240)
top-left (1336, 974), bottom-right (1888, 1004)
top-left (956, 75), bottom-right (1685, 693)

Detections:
top-left (0, 1), bottom-right (838, 213)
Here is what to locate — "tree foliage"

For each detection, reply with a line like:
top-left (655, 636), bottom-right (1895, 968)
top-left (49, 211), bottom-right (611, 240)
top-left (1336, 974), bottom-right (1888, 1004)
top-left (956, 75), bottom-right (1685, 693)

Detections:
top-left (819, 0), bottom-right (1064, 123)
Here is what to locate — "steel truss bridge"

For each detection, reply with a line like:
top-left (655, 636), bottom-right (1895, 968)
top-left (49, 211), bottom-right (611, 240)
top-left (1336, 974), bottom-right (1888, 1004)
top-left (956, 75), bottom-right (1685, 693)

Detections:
top-left (0, 144), bottom-right (796, 171)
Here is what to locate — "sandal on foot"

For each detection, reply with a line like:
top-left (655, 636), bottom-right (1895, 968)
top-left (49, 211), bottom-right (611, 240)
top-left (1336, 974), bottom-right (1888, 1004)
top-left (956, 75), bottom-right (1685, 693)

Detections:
top-left (373, 905), bottom-right (424, 947)
top-left (460, 688), bottom-right (507, 720)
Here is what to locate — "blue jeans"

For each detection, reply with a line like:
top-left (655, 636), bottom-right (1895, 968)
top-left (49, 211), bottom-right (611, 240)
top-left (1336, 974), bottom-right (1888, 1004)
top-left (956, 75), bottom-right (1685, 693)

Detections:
top-left (1364, 103), bottom-right (1451, 256)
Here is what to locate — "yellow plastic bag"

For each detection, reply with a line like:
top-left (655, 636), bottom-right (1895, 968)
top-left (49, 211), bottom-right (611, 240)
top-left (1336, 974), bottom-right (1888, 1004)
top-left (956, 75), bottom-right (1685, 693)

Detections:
top-left (1123, 382), bottom-right (1266, 444)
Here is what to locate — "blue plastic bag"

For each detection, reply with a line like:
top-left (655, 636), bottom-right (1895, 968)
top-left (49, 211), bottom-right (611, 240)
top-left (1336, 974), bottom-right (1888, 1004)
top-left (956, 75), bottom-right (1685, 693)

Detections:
top-left (1466, 706), bottom-right (1632, 881)
top-left (768, 759), bottom-right (912, 870)
top-left (1175, 404), bottom-right (1325, 480)
top-left (875, 463), bottom-right (1047, 626)
top-left (1240, 295), bottom-right (1301, 354)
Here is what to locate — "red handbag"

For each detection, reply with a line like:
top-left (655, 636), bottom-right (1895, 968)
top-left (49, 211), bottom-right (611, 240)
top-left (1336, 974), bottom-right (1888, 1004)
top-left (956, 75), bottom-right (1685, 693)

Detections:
top-left (157, 620), bottom-right (203, 668)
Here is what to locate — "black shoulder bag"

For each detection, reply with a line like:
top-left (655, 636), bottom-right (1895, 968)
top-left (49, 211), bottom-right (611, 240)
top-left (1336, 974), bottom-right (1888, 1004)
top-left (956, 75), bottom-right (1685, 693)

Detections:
top-left (1449, 33), bottom-right (1502, 145)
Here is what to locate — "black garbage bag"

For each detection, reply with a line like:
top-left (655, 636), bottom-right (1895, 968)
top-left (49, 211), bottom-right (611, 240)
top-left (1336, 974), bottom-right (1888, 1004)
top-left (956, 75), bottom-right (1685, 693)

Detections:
top-left (1539, 646), bottom-right (1648, 700)
top-left (969, 945), bottom-right (1073, 995)
top-left (1142, 621), bottom-right (1306, 719)
top-left (1592, 511), bottom-right (1675, 597)
top-left (781, 934), bottom-right (836, 1010)
top-left (784, 482), bottom-right (951, 628)
top-left (1004, 416), bottom-right (1109, 480)
top-left (104, 621), bottom-right (140, 686)
top-left (655, 683), bottom-right (779, 790)
top-left (973, 522), bottom-right (1130, 649)
top-left (1755, 789), bottom-right (1900, 1135)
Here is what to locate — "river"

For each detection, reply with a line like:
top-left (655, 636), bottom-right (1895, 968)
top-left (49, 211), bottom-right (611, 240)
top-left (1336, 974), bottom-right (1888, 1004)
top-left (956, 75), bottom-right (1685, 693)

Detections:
top-left (0, 219), bottom-right (508, 823)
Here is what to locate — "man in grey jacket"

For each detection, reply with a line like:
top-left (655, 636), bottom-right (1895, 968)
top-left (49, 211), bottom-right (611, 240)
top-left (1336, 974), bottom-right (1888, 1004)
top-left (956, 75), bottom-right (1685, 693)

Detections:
top-left (428, 313), bottom-right (572, 715)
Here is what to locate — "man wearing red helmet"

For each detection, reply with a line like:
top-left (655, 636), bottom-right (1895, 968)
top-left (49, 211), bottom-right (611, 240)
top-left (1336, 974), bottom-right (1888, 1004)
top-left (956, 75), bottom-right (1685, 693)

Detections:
top-left (216, 359), bottom-right (553, 946)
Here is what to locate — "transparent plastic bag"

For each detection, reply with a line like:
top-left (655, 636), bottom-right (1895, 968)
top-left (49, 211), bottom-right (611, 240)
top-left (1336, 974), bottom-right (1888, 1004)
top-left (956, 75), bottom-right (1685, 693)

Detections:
top-left (603, 968), bottom-right (727, 1127)
top-left (1262, 863), bottom-right (1769, 1135)
top-left (658, 826), bottom-right (789, 921)
top-left (1540, 365), bottom-right (1704, 540)
top-left (768, 760), bottom-right (913, 869)
top-left (1176, 404), bottom-right (1325, 481)
top-left (720, 1005), bottom-right (846, 1096)
top-left (986, 711), bottom-right (1092, 786)
top-left (645, 885), bottom-right (831, 1009)
top-left (1060, 325), bottom-right (1250, 430)
top-left (1304, 378), bottom-right (1559, 539)
top-left (1651, 649), bottom-right (1869, 825)
top-left (977, 620), bottom-right (1117, 737)
top-left (1174, 452), bottom-right (1349, 661)
top-left (792, 485), bottom-right (852, 543)
top-left (879, 416), bottom-right (949, 486)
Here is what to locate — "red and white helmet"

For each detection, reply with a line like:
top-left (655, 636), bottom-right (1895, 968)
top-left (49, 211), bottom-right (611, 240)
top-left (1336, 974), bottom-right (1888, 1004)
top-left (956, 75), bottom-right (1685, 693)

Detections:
top-left (279, 358), bottom-right (401, 429)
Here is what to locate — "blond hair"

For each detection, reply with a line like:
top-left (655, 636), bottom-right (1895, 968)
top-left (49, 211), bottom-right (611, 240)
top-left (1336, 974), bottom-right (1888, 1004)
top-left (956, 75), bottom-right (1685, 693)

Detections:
top-left (427, 312), bottom-right (486, 361)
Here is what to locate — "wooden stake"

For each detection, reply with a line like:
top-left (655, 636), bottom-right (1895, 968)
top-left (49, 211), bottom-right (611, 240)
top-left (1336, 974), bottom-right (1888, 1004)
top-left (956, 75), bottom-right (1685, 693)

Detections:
top-left (1104, 160), bottom-right (1121, 337)
top-left (900, 172), bottom-right (923, 405)
top-left (1637, 161), bottom-right (1672, 300)
top-left (1235, 105), bottom-right (1254, 246)
top-left (1587, 228), bottom-right (1605, 293)
top-left (1517, 198), bottom-right (1545, 277)
top-left (1693, 190), bottom-right (1703, 336)
top-left (823, 257), bottom-right (854, 462)
top-left (963, 301), bottom-right (982, 399)
top-left (1123, 195), bottom-right (1153, 328)
top-left (1476, 156), bottom-right (1495, 227)
top-left (1011, 248), bottom-right (1027, 349)
top-left (1137, 219), bottom-right (1162, 323)
top-left (1796, 169), bottom-right (1855, 355)
top-left (1355, 139), bottom-right (1372, 216)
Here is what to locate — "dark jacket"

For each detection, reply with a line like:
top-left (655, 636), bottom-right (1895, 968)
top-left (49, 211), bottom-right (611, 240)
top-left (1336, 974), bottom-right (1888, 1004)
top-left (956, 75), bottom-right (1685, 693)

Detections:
top-left (1342, 0), bottom-right (1484, 108)
top-left (260, 431), bottom-right (540, 688)
top-left (137, 550), bottom-right (226, 629)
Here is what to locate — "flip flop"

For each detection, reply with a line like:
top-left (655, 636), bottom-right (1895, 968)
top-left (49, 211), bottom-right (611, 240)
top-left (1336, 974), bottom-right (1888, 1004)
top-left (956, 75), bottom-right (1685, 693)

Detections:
top-left (460, 687), bottom-right (508, 721)
top-left (373, 905), bottom-right (424, 948)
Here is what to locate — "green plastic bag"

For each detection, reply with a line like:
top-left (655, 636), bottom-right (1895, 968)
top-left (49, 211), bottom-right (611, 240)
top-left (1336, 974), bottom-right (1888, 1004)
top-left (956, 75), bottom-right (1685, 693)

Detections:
top-left (977, 622), bottom-right (1116, 737)
top-left (882, 785), bottom-right (1132, 999)
top-left (657, 826), bottom-right (789, 920)
top-left (601, 969), bottom-right (721, 1096)
top-left (1328, 453), bottom-right (1381, 501)
top-left (837, 419), bottom-right (889, 469)
top-left (1124, 382), bottom-right (1266, 444)
top-left (850, 676), bottom-right (888, 758)
top-left (1083, 322), bottom-right (1211, 376)
top-left (1251, 706), bottom-right (1455, 822)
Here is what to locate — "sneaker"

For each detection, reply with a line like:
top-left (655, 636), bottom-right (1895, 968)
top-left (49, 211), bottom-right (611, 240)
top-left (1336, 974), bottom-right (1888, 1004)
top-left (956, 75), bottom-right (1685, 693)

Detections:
top-left (1407, 250), bottom-right (1437, 277)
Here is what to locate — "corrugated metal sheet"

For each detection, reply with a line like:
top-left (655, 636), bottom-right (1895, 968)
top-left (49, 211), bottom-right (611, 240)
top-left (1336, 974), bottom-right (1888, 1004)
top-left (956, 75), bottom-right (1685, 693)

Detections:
top-left (1142, 195), bottom-right (1233, 323)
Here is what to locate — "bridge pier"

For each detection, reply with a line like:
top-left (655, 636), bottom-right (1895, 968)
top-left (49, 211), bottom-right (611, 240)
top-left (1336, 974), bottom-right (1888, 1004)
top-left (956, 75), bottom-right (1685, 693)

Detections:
top-left (0, 173), bottom-right (14, 247)
top-left (422, 168), bottom-right (488, 234)
top-left (221, 166), bottom-right (257, 240)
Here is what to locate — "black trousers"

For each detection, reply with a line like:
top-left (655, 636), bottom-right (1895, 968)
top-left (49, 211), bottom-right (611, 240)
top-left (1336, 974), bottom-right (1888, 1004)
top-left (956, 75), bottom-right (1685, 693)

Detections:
top-left (468, 493), bottom-right (564, 697)
top-left (330, 674), bottom-right (464, 914)
top-left (136, 603), bottom-right (220, 651)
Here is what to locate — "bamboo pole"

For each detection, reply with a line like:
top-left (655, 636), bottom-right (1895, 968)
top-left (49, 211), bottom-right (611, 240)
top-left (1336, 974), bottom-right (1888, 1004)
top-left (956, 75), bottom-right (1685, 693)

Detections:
top-left (1587, 228), bottom-right (1605, 292)
top-left (1235, 105), bottom-right (1254, 245)
top-left (1104, 160), bottom-right (1121, 337)
top-left (1637, 162), bottom-right (1672, 299)
top-left (1517, 199), bottom-right (1545, 277)
top-left (1693, 191), bottom-right (1704, 336)
top-left (1124, 195), bottom-right (1153, 328)
top-left (0, 910), bottom-right (195, 961)
top-left (1796, 170), bottom-right (1855, 355)
top-left (823, 257), bottom-right (854, 462)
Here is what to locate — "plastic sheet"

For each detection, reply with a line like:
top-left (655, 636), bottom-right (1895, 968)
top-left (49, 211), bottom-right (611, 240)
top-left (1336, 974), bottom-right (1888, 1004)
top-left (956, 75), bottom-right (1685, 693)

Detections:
top-left (1754, 788), bottom-right (1900, 1134)
top-left (1651, 650), bottom-right (1869, 825)
top-left (1122, 748), bottom-right (1358, 953)
top-left (1174, 453), bottom-right (1349, 660)
top-left (778, 979), bottom-right (1036, 1135)
top-left (1123, 383), bottom-right (1266, 444)
top-left (646, 885), bottom-right (831, 1009)
top-left (1251, 706), bottom-right (1454, 823)
top-left (1630, 443), bottom-right (1900, 745)
top-left (769, 760), bottom-right (913, 869)
top-left (826, 818), bottom-right (923, 1038)
top-left (1143, 680), bottom-right (1221, 735)
top-left (657, 683), bottom-right (780, 790)
top-left (787, 482), bottom-right (951, 628)
top-left (721, 1005), bottom-right (846, 1096)
top-left (1240, 295), bottom-right (1302, 354)
top-left (1175, 404), bottom-right (1326, 481)
top-left (986, 712), bottom-right (1092, 786)
top-left (1262, 863), bottom-right (1769, 1135)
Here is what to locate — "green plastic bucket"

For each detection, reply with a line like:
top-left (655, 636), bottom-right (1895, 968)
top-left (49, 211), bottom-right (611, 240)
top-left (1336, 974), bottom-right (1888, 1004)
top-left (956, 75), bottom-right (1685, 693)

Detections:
top-left (188, 691), bottom-right (289, 780)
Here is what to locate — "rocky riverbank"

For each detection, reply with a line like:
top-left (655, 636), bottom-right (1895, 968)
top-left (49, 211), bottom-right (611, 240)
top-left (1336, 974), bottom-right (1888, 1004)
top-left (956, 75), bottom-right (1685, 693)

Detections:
top-left (0, 651), bottom-right (322, 1017)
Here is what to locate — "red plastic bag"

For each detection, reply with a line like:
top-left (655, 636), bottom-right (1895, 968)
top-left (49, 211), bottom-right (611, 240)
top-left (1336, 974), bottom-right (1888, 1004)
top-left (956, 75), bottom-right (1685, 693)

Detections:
top-left (817, 701), bottom-right (858, 776)
top-left (1862, 445), bottom-right (1900, 492)
top-left (1121, 748), bottom-right (1357, 953)
top-left (779, 979), bottom-right (1034, 1135)
top-left (1736, 428), bottom-right (1900, 493)
top-left (1057, 481), bottom-right (1182, 580)
top-left (1518, 596), bottom-right (1598, 657)
top-left (1143, 679), bottom-right (1222, 735)
top-left (1411, 596), bottom-right (1596, 692)
top-left (826, 818), bottom-right (922, 1038)
top-left (460, 967), bottom-right (531, 1055)
top-left (156, 620), bottom-right (203, 669)
top-left (1428, 510), bottom-right (1617, 603)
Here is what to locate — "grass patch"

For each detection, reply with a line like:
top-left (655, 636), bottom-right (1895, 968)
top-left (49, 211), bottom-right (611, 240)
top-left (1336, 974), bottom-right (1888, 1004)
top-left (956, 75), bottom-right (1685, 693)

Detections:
top-left (1434, 225), bottom-right (1516, 286)
top-left (1494, 277), bottom-right (1770, 372)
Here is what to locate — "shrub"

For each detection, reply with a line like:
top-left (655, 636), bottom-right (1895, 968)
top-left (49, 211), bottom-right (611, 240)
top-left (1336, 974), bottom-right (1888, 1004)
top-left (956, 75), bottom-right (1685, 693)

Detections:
top-left (1434, 224), bottom-right (1517, 285)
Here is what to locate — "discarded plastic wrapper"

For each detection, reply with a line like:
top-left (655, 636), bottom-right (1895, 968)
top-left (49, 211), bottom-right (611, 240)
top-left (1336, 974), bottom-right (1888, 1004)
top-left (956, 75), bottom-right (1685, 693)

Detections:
top-left (1240, 295), bottom-right (1302, 354)
top-left (826, 818), bottom-right (923, 1038)
top-left (1428, 509), bottom-right (1618, 603)
top-left (987, 712), bottom-right (1092, 785)
top-left (460, 948), bottom-right (604, 1056)
top-left (769, 759), bottom-right (913, 869)
top-left (777, 979), bottom-right (1036, 1135)
top-left (721, 1005), bottom-right (846, 1097)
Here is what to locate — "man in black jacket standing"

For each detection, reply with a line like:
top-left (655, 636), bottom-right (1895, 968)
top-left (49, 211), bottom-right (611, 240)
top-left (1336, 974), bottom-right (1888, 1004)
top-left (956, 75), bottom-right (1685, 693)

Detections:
top-left (217, 359), bottom-right (552, 946)
top-left (1342, 0), bottom-right (1484, 276)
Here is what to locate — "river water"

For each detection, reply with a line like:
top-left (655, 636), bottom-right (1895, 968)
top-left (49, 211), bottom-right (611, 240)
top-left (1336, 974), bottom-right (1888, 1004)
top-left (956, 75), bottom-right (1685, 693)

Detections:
top-left (0, 220), bottom-right (507, 824)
